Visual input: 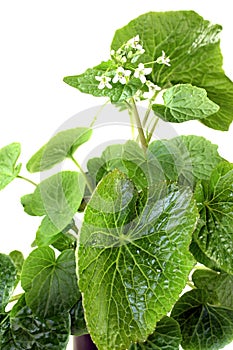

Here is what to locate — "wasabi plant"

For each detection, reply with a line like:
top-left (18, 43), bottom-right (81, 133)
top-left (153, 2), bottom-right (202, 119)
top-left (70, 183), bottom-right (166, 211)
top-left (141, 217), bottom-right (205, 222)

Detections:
top-left (1, 10), bottom-right (233, 350)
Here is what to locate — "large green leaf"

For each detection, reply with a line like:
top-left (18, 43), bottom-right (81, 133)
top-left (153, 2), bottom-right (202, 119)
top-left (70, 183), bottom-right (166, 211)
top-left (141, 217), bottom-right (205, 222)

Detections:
top-left (27, 127), bottom-right (92, 173)
top-left (194, 162), bottom-right (233, 273)
top-left (148, 135), bottom-right (222, 187)
top-left (25, 171), bottom-right (85, 246)
top-left (171, 289), bottom-right (233, 350)
top-left (192, 269), bottom-right (233, 309)
top-left (129, 316), bottom-right (181, 350)
top-left (77, 170), bottom-right (198, 350)
top-left (111, 11), bottom-right (233, 130)
top-left (64, 61), bottom-right (142, 103)
top-left (21, 247), bottom-right (80, 318)
top-left (0, 295), bottom-right (70, 350)
top-left (152, 84), bottom-right (219, 123)
top-left (0, 254), bottom-right (17, 312)
top-left (0, 143), bottom-right (21, 190)
top-left (189, 240), bottom-right (221, 271)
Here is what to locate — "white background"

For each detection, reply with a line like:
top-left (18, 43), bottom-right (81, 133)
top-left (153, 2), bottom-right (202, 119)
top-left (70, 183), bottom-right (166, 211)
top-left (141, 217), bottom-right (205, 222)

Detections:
top-left (0, 1), bottom-right (232, 349)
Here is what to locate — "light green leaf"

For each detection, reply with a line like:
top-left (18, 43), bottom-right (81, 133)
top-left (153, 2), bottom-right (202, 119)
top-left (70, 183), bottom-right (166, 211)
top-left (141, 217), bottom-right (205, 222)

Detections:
top-left (192, 269), bottom-right (233, 309)
top-left (64, 60), bottom-right (142, 103)
top-left (152, 84), bottom-right (219, 123)
top-left (194, 162), bottom-right (233, 273)
top-left (27, 127), bottom-right (92, 173)
top-left (9, 251), bottom-right (24, 287)
top-left (111, 11), bottom-right (233, 130)
top-left (21, 247), bottom-right (80, 318)
top-left (77, 170), bottom-right (197, 350)
top-left (148, 135), bottom-right (222, 188)
top-left (3, 295), bottom-right (70, 350)
top-left (0, 254), bottom-right (17, 312)
top-left (129, 316), bottom-right (181, 350)
top-left (70, 296), bottom-right (88, 336)
top-left (26, 171), bottom-right (85, 246)
top-left (171, 289), bottom-right (233, 350)
top-left (0, 143), bottom-right (21, 190)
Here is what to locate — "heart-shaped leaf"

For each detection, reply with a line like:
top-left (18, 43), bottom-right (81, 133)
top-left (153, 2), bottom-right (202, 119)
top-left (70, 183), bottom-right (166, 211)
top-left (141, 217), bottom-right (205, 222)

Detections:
top-left (27, 127), bottom-right (92, 173)
top-left (0, 143), bottom-right (21, 191)
top-left (148, 135), bottom-right (222, 188)
top-left (23, 171), bottom-right (85, 246)
top-left (21, 247), bottom-right (80, 318)
top-left (77, 170), bottom-right (198, 350)
top-left (152, 84), bottom-right (219, 123)
top-left (171, 289), bottom-right (233, 350)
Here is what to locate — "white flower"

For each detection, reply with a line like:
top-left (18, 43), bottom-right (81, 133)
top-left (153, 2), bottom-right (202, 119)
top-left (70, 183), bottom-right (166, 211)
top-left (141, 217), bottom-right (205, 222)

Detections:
top-left (95, 75), bottom-right (112, 89)
top-left (143, 81), bottom-right (161, 99)
top-left (112, 67), bottom-right (132, 85)
top-left (111, 48), bottom-right (127, 64)
top-left (156, 50), bottom-right (171, 66)
top-left (134, 63), bottom-right (152, 84)
top-left (127, 35), bottom-right (143, 51)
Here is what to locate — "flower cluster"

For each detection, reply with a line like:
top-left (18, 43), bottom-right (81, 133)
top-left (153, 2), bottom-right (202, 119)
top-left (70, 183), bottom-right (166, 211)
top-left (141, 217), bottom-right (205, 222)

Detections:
top-left (95, 35), bottom-right (171, 101)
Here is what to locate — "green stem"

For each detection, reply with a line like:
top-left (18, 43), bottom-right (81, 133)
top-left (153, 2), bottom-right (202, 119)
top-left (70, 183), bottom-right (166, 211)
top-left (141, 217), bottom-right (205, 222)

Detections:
top-left (130, 98), bottom-right (148, 149)
top-left (17, 175), bottom-right (37, 186)
top-left (147, 117), bottom-right (159, 143)
top-left (142, 104), bottom-right (152, 128)
top-left (70, 155), bottom-right (94, 194)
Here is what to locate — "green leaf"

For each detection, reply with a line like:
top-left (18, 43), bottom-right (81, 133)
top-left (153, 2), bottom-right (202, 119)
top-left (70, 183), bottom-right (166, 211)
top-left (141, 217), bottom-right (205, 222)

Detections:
top-left (129, 316), bottom-right (182, 350)
top-left (27, 171), bottom-right (85, 246)
top-left (88, 140), bottom-right (165, 191)
top-left (192, 269), bottom-right (233, 309)
top-left (20, 193), bottom-right (37, 216)
top-left (52, 232), bottom-right (76, 252)
top-left (21, 247), bottom-right (80, 318)
top-left (152, 84), bottom-right (219, 123)
top-left (111, 11), bottom-right (233, 130)
top-left (148, 135), bottom-right (222, 187)
top-left (3, 295), bottom-right (70, 349)
top-left (171, 289), bottom-right (233, 350)
top-left (9, 251), bottom-right (24, 287)
top-left (64, 61), bottom-right (142, 103)
top-left (26, 127), bottom-right (92, 173)
top-left (194, 162), bottom-right (233, 273)
top-left (0, 254), bottom-right (17, 312)
top-left (0, 143), bottom-right (21, 190)
top-left (77, 170), bottom-right (197, 350)
top-left (70, 296), bottom-right (88, 336)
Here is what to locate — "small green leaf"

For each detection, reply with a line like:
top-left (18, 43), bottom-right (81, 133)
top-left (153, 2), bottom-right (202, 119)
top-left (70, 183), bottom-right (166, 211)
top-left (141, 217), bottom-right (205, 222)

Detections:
top-left (194, 162), bottom-right (233, 273)
top-left (21, 247), bottom-right (80, 318)
top-left (70, 296), bottom-right (88, 336)
top-left (171, 289), bottom-right (233, 350)
top-left (0, 254), bottom-right (17, 312)
top-left (26, 127), bottom-right (92, 173)
top-left (148, 135), bottom-right (222, 187)
top-left (52, 232), bottom-right (76, 252)
top-left (152, 84), bottom-right (219, 123)
top-left (20, 193), bottom-right (37, 216)
top-left (7, 295), bottom-right (70, 349)
top-left (64, 61), bottom-right (142, 103)
top-left (0, 143), bottom-right (21, 191)
top-left (26, 171), bottom-right (85, 246)
top-left (111, 11), bottom-right (233, 130)
top-left (129, 316), bottom-right (182, 350)
top-left (78, 170), bottom-right (197, 350)
top-left (192, 269), bottom-right (233, 309)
